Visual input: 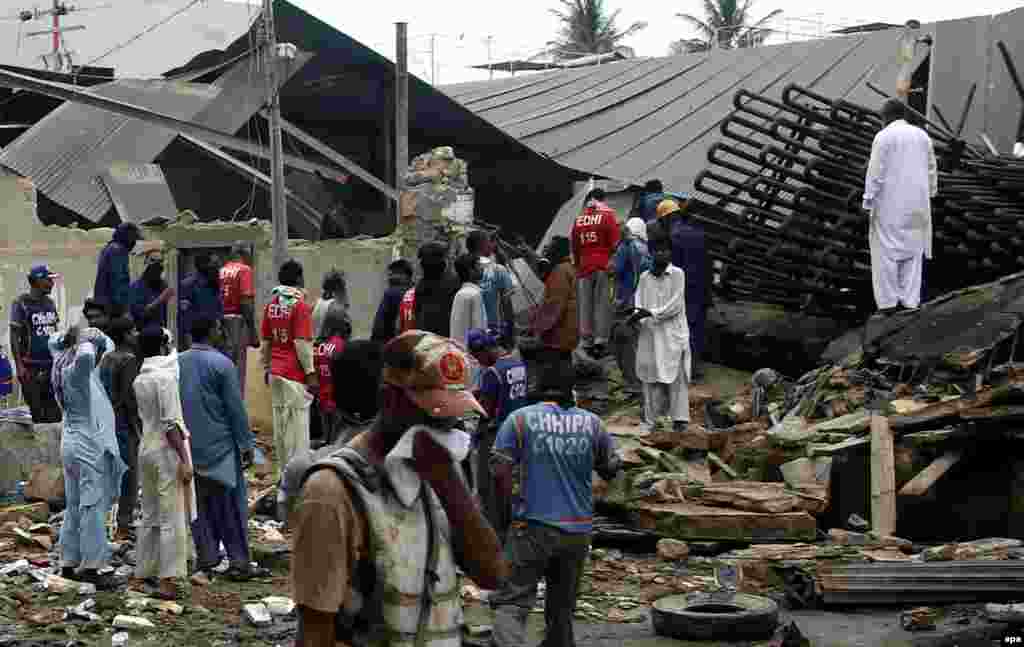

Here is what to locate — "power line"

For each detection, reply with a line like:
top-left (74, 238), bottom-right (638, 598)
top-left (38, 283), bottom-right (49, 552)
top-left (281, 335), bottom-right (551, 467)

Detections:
top-left (79, 0), bottom-right (206, 69)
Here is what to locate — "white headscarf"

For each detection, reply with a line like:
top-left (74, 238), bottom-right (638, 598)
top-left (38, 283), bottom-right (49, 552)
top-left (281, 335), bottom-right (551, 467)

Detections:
top-left (627, 217), bottom-right (648, 242)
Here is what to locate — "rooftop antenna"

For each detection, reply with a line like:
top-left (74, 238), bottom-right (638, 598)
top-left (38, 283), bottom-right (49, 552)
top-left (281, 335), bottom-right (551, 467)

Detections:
top-left (1, 0), bottom-right (111, 73)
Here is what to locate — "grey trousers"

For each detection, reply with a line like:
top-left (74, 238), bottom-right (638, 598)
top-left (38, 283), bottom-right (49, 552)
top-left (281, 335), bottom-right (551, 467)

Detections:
top-left (491, 524), bottom-right (591, 647)
top-left (577, 271), bottom-right (612, 346)
top-left (611, 313), bottom-right (641, 393)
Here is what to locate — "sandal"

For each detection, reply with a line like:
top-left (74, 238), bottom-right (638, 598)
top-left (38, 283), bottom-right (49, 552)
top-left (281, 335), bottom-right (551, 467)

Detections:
top-left (224, 564), bottom-right (271, 581)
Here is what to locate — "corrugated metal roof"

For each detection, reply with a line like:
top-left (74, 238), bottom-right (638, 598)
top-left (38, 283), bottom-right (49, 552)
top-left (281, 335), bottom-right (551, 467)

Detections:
top-left (0, 53), bottom-right (309, 223)
top-left (440, 26), bottom-right (941, 192)
top-left (101, 163), bottom-right (179, 225)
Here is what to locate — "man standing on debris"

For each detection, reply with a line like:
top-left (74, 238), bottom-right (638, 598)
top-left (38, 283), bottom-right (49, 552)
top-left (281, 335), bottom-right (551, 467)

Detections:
top-left (412, 242), bottom-right (461, 338)
top-left (489, 360), bottom-right (621, 647)
top-left (291, 331), bottom-right (510, 647)
top-left (50, 324), bottom-right (126, 591)
top-left (220, 246), bottom-right (259, 391)
top-left (97, 316), bottom-right (141, 543)
top-left (95, 223), bottom-right (142, 319)
top-left (370, 259), bottom-right (414, 343)
top-left (451, 254), bottom-right (487, 347)
top-left (261, 259), bottom-right (316, 480)
top-left (10, 265), bottom-right (62, 423)
top-left (611, 218), bottom-right (652, 397)
top-left (571, 188), bottom-right (620, 359)
top-left (633, 229), bottom-right (691, 433)
top-left (863, 98), bottom-right (938, 312)
top-left (532, 236), bottom-right (578, 383)
top-left (179, 252), bottom-right (224, 351)
top-left (133, 326), bottom-right (194, 600)
top-left (179, 317), bottom-right (264, 582)
top-left (130, 254), bottom-right (173, 330)
top-left (467, 230), bottom-right (517, 342)
top-left (659, 197), bottom-right (712, 381)
top-left (468, 328), bottom-right (528, 537)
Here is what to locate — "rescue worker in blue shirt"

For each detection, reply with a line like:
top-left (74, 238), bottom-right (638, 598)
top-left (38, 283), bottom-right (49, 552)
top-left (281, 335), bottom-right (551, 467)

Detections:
top-left (130, 254), bottom-right (173, 330)
top-left (178, 252), bottom-right (224, 350)
top-left (467, 328), bottom-right (528, 537)
top-left (489, 360), bottom-right (621, 647)
top-left (638, 179), bottom-right (666, 223)
top-left (94, 223), bottom-right (142, 318)
top-left (658, 196), bottom-right (713, 381)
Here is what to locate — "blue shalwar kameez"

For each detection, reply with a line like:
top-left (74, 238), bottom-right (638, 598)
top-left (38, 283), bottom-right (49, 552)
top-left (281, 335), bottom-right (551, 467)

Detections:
top-left (50, 331), bottom-right (127, 571)
top-left (669, 218), bottom-right (710, 360)
top-left (178, 344), bottom-right (255, 570)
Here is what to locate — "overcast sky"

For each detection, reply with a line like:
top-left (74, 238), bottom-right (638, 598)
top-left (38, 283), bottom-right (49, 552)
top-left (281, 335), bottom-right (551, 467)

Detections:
top-left (283, 0), bottom-right (1024, 85)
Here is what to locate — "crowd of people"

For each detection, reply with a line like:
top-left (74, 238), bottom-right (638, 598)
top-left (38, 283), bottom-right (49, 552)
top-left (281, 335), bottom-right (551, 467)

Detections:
top-left (7, 180), bottom-right (712, 644)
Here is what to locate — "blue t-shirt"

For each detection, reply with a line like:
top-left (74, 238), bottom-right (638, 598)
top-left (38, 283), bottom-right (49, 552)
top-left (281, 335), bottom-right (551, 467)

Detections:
top-left (10, 295), bottom-right (59, 365)
top-left (179, 273), bottom-right (223, 337)
top-left (493, 403), bottom-right (618, 534)
top-left (479, 355), bottom-right (529, 429)
top-left (479, 261), bottom-right (513, 330)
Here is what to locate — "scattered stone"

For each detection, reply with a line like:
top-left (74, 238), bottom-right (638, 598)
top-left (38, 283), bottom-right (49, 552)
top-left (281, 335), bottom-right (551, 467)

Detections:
top-left (190, 572), bottom-right (210, 587)
top-left (113, 615), bottom-right (156, 631)
top-left (261, 527), bottom-right (286, 543)
top-left (262, 596), bottom-right (295, 616)
top-left (656, 539), bottom-right (690, 561)
top-left (846, 514), bottom-right (870, 532)
top-left (45, 574), bottom-right (89, 594)
top-left (153, 601), bottom-right (183, 616)
top-left (244, 602), bottom-right (273, 626)
top-left (111, 632), bottom-right (129, 647)
top-left (828, 529), bottom-right (913, 552)
top-left (25, 465), bottom-right (64, 503)
top-left (900, 607), bottom-right (939, 631)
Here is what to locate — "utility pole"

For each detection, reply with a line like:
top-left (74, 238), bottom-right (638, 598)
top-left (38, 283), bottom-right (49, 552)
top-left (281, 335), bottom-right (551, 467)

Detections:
top-left (262, 0), bottom-right (288, 276)
top-left (429, 33), bottom-right (437, 85)
top-left (485, 35), bottom-right (493, 80)
top-left (395, 22), bottom-right (408, 226)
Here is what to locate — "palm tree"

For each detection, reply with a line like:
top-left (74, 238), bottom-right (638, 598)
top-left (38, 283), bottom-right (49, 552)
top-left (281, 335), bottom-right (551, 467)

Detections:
top-left (549, 0), bottom-right (647, 61)
top-left (673, 0), bottom-right (782, 54)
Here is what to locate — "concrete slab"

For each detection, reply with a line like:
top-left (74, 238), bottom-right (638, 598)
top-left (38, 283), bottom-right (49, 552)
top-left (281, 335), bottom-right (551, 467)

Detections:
top-left (631, 501), bottom-right (817, 542)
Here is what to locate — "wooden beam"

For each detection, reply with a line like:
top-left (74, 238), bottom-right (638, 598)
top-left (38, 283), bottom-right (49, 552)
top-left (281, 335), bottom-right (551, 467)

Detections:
top-left (809, 436), bottom-right (871, 457)
top-left (899, 451), bottom-right (962, 497)
top-left (870, 415), bottom-right (896, 537)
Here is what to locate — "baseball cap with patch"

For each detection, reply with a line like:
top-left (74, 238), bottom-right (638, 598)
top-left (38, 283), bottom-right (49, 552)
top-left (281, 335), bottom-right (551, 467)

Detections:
top-left (382, 330), bottom-right (487, 419)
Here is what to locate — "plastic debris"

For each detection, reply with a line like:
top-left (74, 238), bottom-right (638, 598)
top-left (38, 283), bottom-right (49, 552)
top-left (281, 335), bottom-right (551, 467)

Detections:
top-left (111, 632), bottom-right (129, 647)
top-left (262, 596), bottom-right (295, 616)
top-left (244, 603), bottom-right (273, 626)
top-left (0, 559), bottom-right (29, 576)
top-left (112, 615), bottom-right (156, 631)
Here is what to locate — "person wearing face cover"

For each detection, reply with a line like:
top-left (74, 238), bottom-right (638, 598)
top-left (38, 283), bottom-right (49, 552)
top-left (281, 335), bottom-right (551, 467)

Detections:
top-left (179, 252), bottom-right (224, 351)
top-left (50, 324), bottom-right (127, 591)
top-left (94, 223), bottom-right (142, 319)
top-left (291, 330), bottom-right (510, 647)
top-left (130, 253), bottom-right (174, 330)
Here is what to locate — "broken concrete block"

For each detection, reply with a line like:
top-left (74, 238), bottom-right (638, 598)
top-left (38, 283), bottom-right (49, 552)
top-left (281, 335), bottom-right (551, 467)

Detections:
top-left (153, 600), bottom-right (183, 616)
top-left (262, 596), bottom-right (295, 616)
top-left (244, 602), bottom-right (273, 626)
top-left (828, 529), bottom-right (912, 552)
top-left (24, 465), bottom-right (64, 503)
top-left (694, 482), bottom-right (801, 514)
top-left (111, 632), bottom-right (129, 647)
top-left (632, 502), bottom-right (816, 542)
top-left (656, 539), bottom-right (690, 561)
top-left (112, 615), bottom-right (155, 631)
top-left (900, 607), bottom-right (939, 631)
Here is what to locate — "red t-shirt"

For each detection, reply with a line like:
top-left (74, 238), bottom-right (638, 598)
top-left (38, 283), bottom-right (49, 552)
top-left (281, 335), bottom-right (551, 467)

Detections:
top-left (314, 335), bottom-right (345, 413)
top-left (397, 288), bottom-right (416, 334)
top-left (571, 201), bottom-right (621, 278)
top-left (260, 294), bottom-right (313, 383)
top-left (220, 261), bottom-right (255, 315)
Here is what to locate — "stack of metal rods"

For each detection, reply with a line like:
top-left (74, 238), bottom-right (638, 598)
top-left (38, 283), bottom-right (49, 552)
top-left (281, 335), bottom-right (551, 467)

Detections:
top-left (693, 82), bottom-right (1024, 315)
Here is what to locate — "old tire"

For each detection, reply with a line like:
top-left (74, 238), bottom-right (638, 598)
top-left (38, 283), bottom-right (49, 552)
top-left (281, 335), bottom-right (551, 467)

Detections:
top-left (651, 592), bottom-right (779, 641)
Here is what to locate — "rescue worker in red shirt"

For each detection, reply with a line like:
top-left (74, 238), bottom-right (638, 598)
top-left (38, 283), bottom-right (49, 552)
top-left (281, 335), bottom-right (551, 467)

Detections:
top-left (220, 246), bottom-right (259, 393)
top-left (570, 188), bottom-right (620, 359)
top-left (312, 302), bottom-right (350, 447)
top-left (260, 259), bottom-right (317, 481)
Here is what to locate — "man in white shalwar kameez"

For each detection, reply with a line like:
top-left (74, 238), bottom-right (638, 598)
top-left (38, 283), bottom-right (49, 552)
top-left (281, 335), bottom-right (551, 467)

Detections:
top-left (633, 237), bottom-right (691, 433)
top-left (133, 327), bottom-right (196, 600)
top-left (863, 99), bottom-right (938, 311)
